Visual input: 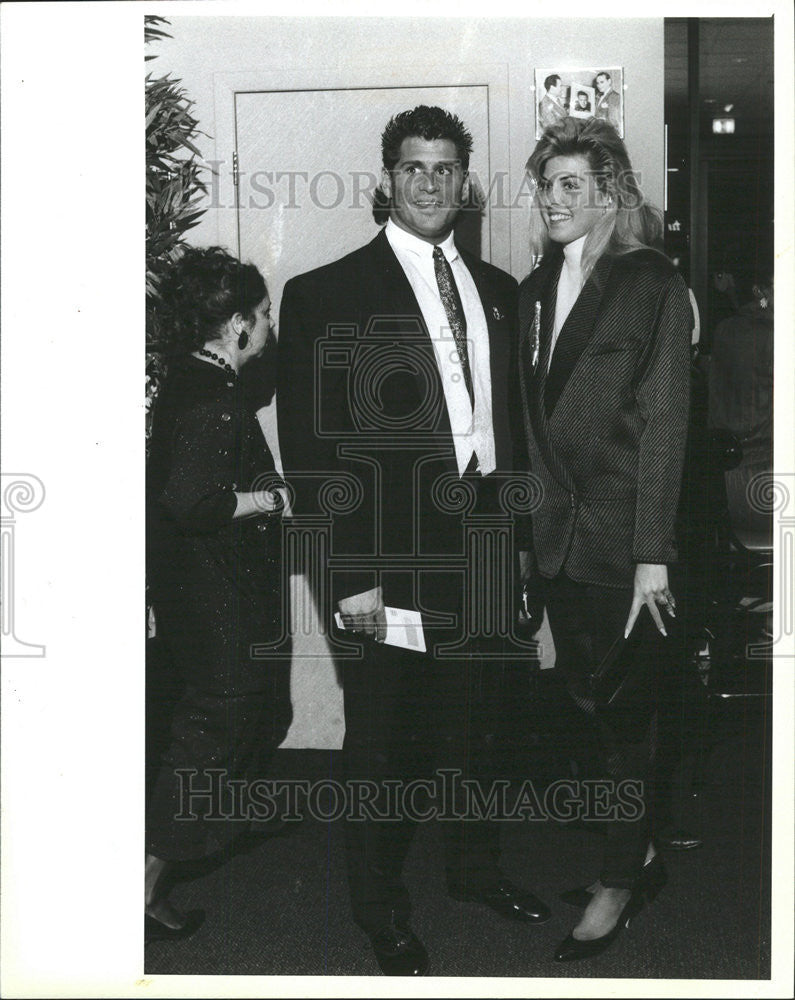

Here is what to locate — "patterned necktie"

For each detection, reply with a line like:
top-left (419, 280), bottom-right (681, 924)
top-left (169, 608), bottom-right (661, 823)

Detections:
top-left (433, 245), bottom-right (474, 408)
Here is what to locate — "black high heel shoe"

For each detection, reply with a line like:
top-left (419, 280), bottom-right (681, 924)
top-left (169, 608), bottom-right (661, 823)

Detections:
top-left (559, 885), bottom-right (596, 908)
top-left (554, 889), bottom-right (644, 962)
top-left (145, 908), bottom-right (205, 944)
top-left (559, 853), bottom-right (667, 908)
top-left (640, 854), bottom-right (667, 902)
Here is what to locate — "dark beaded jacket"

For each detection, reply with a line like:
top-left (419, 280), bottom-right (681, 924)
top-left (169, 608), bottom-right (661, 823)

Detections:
top-left (147, 354), bottom-right (285, 695)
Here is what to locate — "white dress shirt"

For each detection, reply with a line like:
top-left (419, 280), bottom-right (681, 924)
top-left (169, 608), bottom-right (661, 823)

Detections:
top-left (385, 219), bottom-right (496, 477)
top-left (550, 234), bottom-right (587, 371)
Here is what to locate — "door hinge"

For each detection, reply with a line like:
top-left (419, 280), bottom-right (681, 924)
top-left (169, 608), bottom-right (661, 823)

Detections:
top-left (232, 150), bottom-right (239, 188)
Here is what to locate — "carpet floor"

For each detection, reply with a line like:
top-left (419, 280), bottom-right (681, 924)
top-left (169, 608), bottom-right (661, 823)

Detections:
top-left (145, 681), bottom-right (772, 980)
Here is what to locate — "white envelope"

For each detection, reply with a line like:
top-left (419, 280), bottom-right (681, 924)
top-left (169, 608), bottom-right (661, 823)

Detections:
top-left (334, 606), bottom-right (426, 653)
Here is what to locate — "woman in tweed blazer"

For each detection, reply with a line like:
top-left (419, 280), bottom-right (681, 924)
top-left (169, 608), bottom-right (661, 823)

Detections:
top-left (517, 119), bottom-right (691, 962)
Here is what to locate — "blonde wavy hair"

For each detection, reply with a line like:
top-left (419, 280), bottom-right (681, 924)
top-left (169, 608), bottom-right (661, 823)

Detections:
top-left (526, 117), bottom-right (663, 281)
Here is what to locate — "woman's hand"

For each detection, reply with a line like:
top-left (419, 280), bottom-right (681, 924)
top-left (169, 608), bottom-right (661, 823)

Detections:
top-left (624, 563), bottom-right (676, 638)
top-left (518, 549), bottom-right (545, 634)
top-left (233, 487), bottom-right (288, 519)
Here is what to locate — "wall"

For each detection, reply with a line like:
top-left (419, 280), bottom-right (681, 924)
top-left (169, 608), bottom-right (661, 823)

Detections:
top-left (157, 15), bottom-right (665, 266)
top-left (150, 15), bottom-right (665, 748)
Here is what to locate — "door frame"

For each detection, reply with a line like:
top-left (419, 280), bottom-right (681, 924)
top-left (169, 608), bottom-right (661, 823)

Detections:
top-left (212, 62), bottom-right (513, 273)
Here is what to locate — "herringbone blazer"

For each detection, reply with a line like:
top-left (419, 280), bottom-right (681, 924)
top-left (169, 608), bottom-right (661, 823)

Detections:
top-left (516, 247), bottom-right (691, 589)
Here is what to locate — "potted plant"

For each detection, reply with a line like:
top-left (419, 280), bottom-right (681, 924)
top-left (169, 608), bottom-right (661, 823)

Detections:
top-left (145, 15), bottom-right (209, 443)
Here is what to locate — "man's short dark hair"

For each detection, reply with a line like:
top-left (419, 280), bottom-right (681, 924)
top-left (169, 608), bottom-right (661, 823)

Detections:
top-left (381, 105), bottom-right (473, 172)
top-left (578, 91), bottom-right (588, 100)
top-left (544, 74), bottom-right (561, 93)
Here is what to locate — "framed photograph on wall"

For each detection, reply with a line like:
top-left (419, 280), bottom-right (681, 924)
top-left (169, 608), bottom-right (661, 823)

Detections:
top-left (570, 83), bottom-right (596, 119)
top-left (534, 66), bottom-right (624, 138)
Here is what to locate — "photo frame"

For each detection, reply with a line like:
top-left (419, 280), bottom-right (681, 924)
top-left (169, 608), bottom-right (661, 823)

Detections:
top-left (534, 66), bottom-right (624, 139)
top-left (570, 83), bottom-right (596, 119)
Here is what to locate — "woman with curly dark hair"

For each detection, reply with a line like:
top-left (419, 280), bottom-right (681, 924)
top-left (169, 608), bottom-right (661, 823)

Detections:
top-left (516, 119), bottom-right (691, 961)
top-left (145, 246), bottom-right (291, 942)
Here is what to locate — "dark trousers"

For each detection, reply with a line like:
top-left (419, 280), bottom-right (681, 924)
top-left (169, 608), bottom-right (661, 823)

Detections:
top-left (543, 573), bottom-right (672, 889)
top-left (342, 640), bottom-right (504, 933)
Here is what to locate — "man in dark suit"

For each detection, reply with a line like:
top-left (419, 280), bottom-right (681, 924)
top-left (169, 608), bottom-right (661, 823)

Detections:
top-left (278, 105), bottom-right (549, 975)
top-left (538, 74), bottom-right (568, 131)
top-left (594, 71), bottom-right (621, 132)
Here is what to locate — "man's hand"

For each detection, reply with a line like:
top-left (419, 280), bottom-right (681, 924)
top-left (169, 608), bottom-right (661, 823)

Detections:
top-left (338, 586), bottom-right (387, 642)
top-left (624, 563), bottom-right (676, 638)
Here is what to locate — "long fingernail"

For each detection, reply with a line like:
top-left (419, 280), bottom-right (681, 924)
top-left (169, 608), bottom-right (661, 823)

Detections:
top-left (624, 630), bottom-right (629, 639)
top-left (660, 627), bottom-right (668, 637)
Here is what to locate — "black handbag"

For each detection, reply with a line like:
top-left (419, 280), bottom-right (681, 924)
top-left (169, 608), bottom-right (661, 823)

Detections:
top-left (590, 605), bottom-right (654, 710)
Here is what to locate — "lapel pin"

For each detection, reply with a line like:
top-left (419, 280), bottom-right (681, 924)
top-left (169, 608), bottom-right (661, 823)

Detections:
top-left (531, 301), bottom-right (541, 371)
top-left (492, 306), bottom-right (504, 321)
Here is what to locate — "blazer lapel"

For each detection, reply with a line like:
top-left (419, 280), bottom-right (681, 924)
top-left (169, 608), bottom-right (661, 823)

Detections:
top-left (367, 230), bottom-right (454, 449)
top-left (536, 256), bottom-right (561, 387)
top-left (527, 254), bottom-right (561, 449)
top-left (461, 249), bottom-right (507, 393)
top-left (368, 228), bottom-right (422, 316)
top-left (520, 253), bottom-right (578, 495)
top-left (544, 254), bottom-right (613, 417)
top-left (462, 249), bottom-right (513, 470)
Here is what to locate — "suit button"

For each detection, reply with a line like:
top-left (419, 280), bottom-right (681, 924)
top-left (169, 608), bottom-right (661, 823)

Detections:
top-left (256, 523), bottom-right (267, 532)
top-left (221, 412), bottom-right (231, 422)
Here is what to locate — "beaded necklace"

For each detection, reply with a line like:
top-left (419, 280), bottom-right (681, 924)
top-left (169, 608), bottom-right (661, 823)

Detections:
top-left (197, 347), bottom-right (238, 380)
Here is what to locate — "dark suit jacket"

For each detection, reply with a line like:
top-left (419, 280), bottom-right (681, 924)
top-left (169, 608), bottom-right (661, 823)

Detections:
top-left (595, 89), bottom-right (621, 130)
top-left (277, 228), bottom-right (519, 621)
top-left (516, 247), bottom-right (691, 589)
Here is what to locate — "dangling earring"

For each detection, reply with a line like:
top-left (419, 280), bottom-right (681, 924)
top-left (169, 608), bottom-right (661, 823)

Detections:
top-left (238, 330), bottom-right (249, 350)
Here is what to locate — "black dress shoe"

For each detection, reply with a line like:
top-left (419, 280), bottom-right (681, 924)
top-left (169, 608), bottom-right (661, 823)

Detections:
top-left (554, 890), bottom-right (644, 962)
top-left (639, 854), bottom-right (668, 902)
top-left (145, 908), bottom-right (205, 944)
top-left (450, 878), bottom-right (551, 923)
top-left (658, 826), bottom-right (703, 851)
top-left (368, 924), bottom-right (429, 976)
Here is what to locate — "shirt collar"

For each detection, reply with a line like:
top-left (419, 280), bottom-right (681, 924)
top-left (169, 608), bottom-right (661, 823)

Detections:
top-left (562, 233), bottom-right (587, 272)
top-left (386, 218), bottom-right (459, 262)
